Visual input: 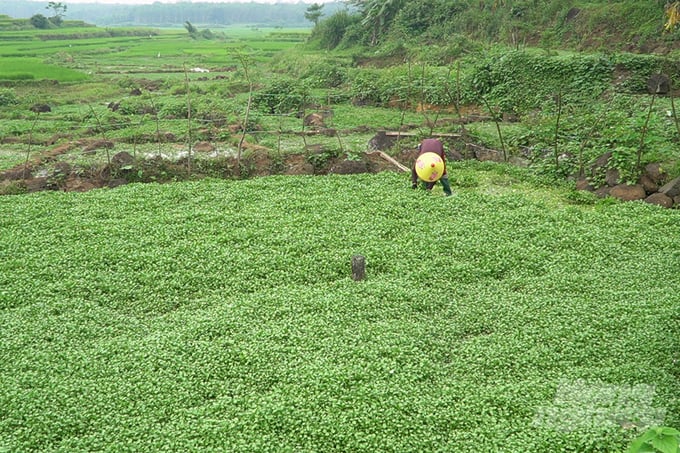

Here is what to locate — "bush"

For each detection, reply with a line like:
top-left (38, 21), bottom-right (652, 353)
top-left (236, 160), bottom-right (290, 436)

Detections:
top-left (115, 98), bottom-right (154, 116)
top-left (302, 60), bottom-right (347, 88)
top-left (311, 10), bottom-right (361, 50)
top-left (158, 99), bottom-right (189, 119)
top-left (347, 68), bottom-right (385, 105)
top-left (30, 14), bottom-right (51, 29)
top-left (0, 88), bottom-right (18, 107)
top-left (464, 50), bottom-right (614, 113)
top-left (1, 73), bottom-right (34, 81)
top-left (252, 78), bottom-right (309, 114)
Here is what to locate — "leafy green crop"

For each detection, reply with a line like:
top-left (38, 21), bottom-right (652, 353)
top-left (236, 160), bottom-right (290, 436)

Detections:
top-left (0, 57), bottom-right (89, 82)
top-left (628, 426), bottom-right (680, 453)
top-left (1, 168), bottom-right (679, 452)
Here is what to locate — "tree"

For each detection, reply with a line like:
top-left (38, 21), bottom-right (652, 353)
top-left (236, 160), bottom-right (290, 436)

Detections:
top-left (665, 1), bottom-right (680, 32)
top-left (184, 20), bottom-right (197, 36)
top-left (30, 14), bottom-right (50, 29)
top-left (347, 0), bottom-right (406, 45)
top-left (304, 3), bottom-right (324, 26)
top-left (312, 9), bottom-right (361, 50)
top-left (45, 1), bottom-right (67, 26)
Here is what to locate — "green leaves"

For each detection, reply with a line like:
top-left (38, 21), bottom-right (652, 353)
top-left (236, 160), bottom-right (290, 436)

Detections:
top-left (1, 169), bottom-right (680, 451)
top-left (467, 50), bottom-right (614, 114)
top-left (628, 427), bottom-right (680, 453)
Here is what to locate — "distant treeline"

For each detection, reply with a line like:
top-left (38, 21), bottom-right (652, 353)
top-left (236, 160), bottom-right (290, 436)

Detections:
top-left (0, 1), bottom-right (346, 27)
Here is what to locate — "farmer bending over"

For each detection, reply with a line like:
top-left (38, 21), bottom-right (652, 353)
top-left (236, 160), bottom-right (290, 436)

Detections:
top-left (411, 138), bottom-right (452, 196)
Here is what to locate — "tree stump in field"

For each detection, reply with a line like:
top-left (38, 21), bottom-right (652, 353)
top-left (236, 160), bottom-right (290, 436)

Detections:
top-left (647, 74), bottom-right (670, 94)
top-left (30, 104), bottom-right (51, 113)
top-left (351, 255), bottom-right (366, 281)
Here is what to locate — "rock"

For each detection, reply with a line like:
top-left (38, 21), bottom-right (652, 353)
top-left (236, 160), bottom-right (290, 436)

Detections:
top-left (1, 166), bottom-right (31, 181)
top-left (305, 144), bottom-right (325, 153)
top-left (283, 154), bottom-right (315, 175)
top-left (64, 177), bottom-right (97, 193)
top-left (368, 131), bottom-right (395, 151)
top-left (111, 151), bottom-right (134, 167)
top-left (24, 177), bottom-right (48, 192)
top-left (605, 168), bottom-right (619, 187)
top-left (448, 149), bottom-right (465, 162)
top-left (83, 140), bottom-right (114, 153)
top-left (576, 178), bottom-right (594, 191)
top-left (330, 160), bottom-right (369, 175)
top-left (468, 143), bottom-right (504, 162)
top-left (595, 185), bottom-right (610, 198)
top-left (565, 7), bottom-right (581, 21)
top-left (639, 174), bottom-right (658, 194)
top-left (644, 162), bottom-right (668, 185)
top-left (644, 192), bottom-right (673, 208)
top-left (659, 176), bottom-right (680, 198)
top-left (647, 74), bottom-right (670, 95)
top-left (284, 161), bottom-right (315, 175)
top-left (53, 162), bottom-right (71, 176)
top-left (351, 254), bottom-right (366, 281)
top-left (304, 113), bottom-right (325, 128)
top-left (609, 184), bottom-right (646, 201)
top-left (108, 179), bottom-right (128, 189)
top-left (193, 141), bottom-right (214, 153)
top-left (30, 104), bottom-right (51, 113)
top-left (591, 151), bottom-right (611, 172)
top-left (589, 152), bottom-right (612, 182)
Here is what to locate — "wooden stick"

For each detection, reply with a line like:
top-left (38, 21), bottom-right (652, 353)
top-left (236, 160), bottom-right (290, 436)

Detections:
top-left (351, 255), bottom-right (366, 281)
top-left (366, 151), bottom-right (410, 172)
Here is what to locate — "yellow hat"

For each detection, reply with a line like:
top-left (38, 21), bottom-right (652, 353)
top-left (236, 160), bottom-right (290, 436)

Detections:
top-left (415, 152), bottom-right (444, 182)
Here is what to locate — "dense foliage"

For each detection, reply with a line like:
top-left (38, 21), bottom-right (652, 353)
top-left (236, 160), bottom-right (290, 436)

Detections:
top-left (1, 169), bottom-right (680, 451)
top-left (1, 2), bottom-right (680, 450)
top-left (311, 0), bottom-right (677, 54)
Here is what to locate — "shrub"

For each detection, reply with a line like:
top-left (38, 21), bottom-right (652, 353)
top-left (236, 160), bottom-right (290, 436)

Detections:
top-left (158, 99), bottom-right (189, 119)
top-left (302, 60), bottom-right (347, 88)
top-left (311, 10), bottom-right (360, 50)
top-left (115, 98), bottom-right (154, 116)
top-left (30, 14), bottom-right (51, 29)
top-left (347, 68), bottom-right (385, 105)
top-left (0, 88), bottom-right (18, 107)
top-left (252, 77), bottom-right (309, 114)
top-left (464, 50), bottom-right (614, 113)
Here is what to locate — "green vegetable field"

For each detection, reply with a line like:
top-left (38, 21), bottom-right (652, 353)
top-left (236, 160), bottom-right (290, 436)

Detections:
top-left (1, 166), bottom-right (679, 452)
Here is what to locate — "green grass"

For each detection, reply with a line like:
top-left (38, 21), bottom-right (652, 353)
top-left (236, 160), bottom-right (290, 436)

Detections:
top-left (1, 167), bottom-right (679, 452)
top-left (0, 57), bottom-right (89, 82)
top-left (0, 25), bottom-right (309, 76)
top-left (0, 146), bottom-right (26, 170)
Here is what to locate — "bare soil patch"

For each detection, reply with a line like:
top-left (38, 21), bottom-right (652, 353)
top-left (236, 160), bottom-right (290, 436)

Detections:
top-left (0, 138), bottom-right (411, 195)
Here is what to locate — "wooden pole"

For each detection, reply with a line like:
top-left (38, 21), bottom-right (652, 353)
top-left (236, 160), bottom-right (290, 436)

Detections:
top-left (366, 151), bottom-right (410, 172)
top-left (351, 255), bottom-right (366, 281)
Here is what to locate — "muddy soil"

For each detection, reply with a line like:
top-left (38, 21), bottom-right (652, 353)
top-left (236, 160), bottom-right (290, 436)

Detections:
top-left (0, 139), bottom-right (419, 194)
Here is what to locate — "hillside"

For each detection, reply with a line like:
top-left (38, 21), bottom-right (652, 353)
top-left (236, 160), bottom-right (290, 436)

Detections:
top-left (1, 1), bottom-right (677, 53)
top-left (310, 0), bottom-right (679, 55)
